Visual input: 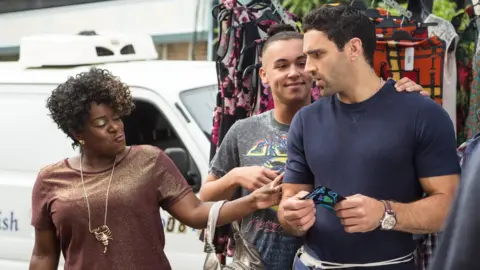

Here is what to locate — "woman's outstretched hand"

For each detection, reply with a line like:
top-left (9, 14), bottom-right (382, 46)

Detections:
top-left (167, 172), bottom-right (283, 230)
top-left (250, 172), bottom-right (283, 210)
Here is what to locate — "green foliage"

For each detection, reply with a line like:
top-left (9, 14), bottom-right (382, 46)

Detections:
top-left (281, 0), bottom-right (409, 18)
top-left (432, 0), bottom-right (458, 21)
top-left (280, 0), bottom-right (463, 21)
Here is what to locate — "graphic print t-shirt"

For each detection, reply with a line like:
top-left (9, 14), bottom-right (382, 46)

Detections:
top-left (209, 110), bottom-right (302, 270)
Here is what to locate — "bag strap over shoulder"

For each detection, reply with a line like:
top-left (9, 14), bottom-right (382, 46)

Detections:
top-left (205, 200), bottom-right (228, 248)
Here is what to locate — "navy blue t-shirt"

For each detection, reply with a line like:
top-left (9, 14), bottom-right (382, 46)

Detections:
top-left (284, 80), bottom-right (460, 269)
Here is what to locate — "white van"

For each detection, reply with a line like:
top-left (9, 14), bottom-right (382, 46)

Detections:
top-left (0, 33), bottom-right (217, 269)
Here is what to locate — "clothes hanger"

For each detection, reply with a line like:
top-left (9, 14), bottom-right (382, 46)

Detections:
top-left (246, 0), bottom-right (269, 6)
top-left (251, 1), bottom-right (297, 30)
top-left (383, 0), bottom-right (412, 20)
top-left (270, 0), bottom-right (298, 27)
top-left (350, 0), bottom-right (368, 11)
top-left (252, 8), bottom-right (283, 25)
top-left (390, 29), bottom-right (416, 41)
top-left (375, 2), bottom-right (398, 28)
top-left (366, 9), bottom-right (382, 19)
top-left (365, 0), bottom-right (382, 18)
top-left (211, 2), bottom-right (225, 19)
top-left (389, 18), bottom-right (423, 41)
top-left (375, 1), bottom-right (421, 30)
top-left (246, 0), bottom-right (270, 11)
top-left (213, 8), bottom-right (235, 61)
top-left (407, 0), bottom-right (433, 22)
top-left (376, 16), bottom-right (398, 28)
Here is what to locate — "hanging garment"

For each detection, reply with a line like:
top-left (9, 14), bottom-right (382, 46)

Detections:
top-left (458, 132), bottom-right (480, 168)
top-left (469, 0), bottom-right (480, 135)
top-left (424, 14), bottom-right (460, 133)
top-left (468, 51), bottom-right (480, 138)
top-left (209, 0), bottom-right (299, 159)
top-left (374, 36), bottom-right (446, 104)
top-left (369, 7), bottom-right (447, 106)
top-left (369, 7), bottom-right (429, 40)
top-left (374, 17), bottom-right (426, 39)
top-left (451, 5), bottom-right (479, 144)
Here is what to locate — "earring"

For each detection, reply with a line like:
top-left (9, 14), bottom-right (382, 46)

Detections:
top-left (79, 140), bottom-right (85, 145)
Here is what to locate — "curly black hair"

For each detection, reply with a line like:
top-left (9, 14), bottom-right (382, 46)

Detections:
top-left (46, 67), bottom-right (135, 147)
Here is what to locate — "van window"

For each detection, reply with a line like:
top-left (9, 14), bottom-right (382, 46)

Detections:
top-left (178, 85), bottom-right (216, 140)
top-left (122, 99), bottom-right (202, 192)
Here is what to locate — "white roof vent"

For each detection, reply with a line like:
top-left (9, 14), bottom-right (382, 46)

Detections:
top-left (19, 32), bottom-right (159, 68)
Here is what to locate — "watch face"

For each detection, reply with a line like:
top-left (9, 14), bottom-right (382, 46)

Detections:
top-left (382, 215), bottom-right (396, 230)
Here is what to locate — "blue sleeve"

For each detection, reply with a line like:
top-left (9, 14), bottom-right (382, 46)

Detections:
top-left (414, 100), bottom-right (461, 178)
top-left (284, 109), bottom-right (314, 184)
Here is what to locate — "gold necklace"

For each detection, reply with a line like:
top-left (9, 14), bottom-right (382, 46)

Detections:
top-left (80, 155), bottom-right (117, 254)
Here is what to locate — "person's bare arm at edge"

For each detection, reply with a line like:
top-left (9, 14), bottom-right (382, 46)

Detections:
top-left (29, 228), bottom-right (60, 270)
top-left (278, 183), bottom-right (314, 236)
top-left (391, 174), bottom-right (459, 234)
top-left (200, 168), bottom-right (279, 201)
top-left (200, 173), bottom-right (239, 201)
top-left (170, 173), bottom-right (284, 229)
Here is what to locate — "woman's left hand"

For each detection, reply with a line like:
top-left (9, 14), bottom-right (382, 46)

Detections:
top-left (250, 173), bottom-right (283, 210)
top-left (395, 77), bottom-right (429, 97)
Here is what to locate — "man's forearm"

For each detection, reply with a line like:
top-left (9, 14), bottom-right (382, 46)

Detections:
top-left (217, 196), bottom-right (257, 226)
top-left (391, 194), bottom-right (454, 234)
top-left (199, 173), bottom-right (239, 201)
top-left (277, 183), bottom-right (314, 236)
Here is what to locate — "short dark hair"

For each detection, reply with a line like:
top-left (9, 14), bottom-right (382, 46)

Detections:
top-left (262, 24), bottom-right (303, 54)
top-left (302, 5), bottom-right (376, 66)
top-left (46, 67), bottom-right (135, 148)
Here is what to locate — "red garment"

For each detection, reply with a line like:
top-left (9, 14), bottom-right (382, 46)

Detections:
top-left (374, 36), bottom-right (446, 105)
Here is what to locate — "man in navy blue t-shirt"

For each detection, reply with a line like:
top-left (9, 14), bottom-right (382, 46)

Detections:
top-left (277, 5), bottom-right (461, 270)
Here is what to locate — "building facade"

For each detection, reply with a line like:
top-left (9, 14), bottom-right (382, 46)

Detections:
top-left (0, 0), bottom-right (214, 61)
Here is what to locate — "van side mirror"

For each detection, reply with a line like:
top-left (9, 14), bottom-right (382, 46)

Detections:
top-left (164, 147), bottom-right (189, 175)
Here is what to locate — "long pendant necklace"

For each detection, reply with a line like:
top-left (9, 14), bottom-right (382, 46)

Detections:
top-left (80, 155), bottom-right (117, 254)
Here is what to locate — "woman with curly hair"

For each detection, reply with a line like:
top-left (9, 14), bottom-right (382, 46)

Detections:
top-left (29, 67), bottom-right (282, 270)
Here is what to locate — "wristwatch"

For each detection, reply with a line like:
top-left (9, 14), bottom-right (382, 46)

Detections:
top-left (379, 200), bottom-right (397, 230)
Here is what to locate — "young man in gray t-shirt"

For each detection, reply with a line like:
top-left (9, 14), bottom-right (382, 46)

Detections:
top-left (207, 110), bottom-right (302, 269)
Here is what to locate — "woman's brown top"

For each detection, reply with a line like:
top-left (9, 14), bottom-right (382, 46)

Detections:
top-left (31, 145), bottom-right (192, 270)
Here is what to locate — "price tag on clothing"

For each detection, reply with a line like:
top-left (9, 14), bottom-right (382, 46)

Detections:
top-left (404, 47), bottom-right (415, 71)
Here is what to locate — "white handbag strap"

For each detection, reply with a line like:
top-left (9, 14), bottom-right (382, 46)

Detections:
top-left (205, 200), bottom-right (227, 247)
